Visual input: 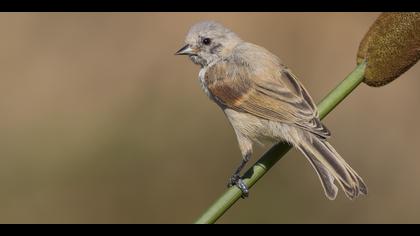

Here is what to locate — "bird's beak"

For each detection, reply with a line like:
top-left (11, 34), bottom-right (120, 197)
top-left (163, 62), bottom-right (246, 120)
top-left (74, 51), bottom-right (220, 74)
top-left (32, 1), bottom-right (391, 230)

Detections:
top-left (175, 44), bottom-right (195, 55)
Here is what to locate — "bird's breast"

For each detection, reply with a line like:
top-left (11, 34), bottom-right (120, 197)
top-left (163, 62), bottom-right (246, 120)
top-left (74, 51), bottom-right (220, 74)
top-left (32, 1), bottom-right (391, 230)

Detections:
top-left (198, 67), bottom-right (213, 99)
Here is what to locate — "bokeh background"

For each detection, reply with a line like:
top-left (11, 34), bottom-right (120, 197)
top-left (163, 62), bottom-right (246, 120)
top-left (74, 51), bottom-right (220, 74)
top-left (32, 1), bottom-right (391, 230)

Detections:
top-left (0, 13), bottom-right (419, 223)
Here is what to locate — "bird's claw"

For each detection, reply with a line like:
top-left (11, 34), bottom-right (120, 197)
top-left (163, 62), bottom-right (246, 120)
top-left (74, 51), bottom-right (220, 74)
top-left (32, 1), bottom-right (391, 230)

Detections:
top-left (227, 174), bottom-right (249, 198)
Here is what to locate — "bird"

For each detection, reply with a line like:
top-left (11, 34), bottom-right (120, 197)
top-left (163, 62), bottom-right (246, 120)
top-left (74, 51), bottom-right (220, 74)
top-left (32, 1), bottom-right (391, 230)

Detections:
top-left (175, 20), bottom-right (367, 200)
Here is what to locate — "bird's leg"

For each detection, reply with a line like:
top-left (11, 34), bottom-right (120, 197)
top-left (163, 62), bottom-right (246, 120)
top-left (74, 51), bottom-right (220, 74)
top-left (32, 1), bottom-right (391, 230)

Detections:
top-left (227, 151), bottom-right (251, 198)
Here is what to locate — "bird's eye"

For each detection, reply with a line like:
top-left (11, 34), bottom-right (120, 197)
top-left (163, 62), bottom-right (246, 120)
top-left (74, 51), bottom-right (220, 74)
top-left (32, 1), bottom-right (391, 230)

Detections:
top-left (202, 38), bottom-right (211, 45)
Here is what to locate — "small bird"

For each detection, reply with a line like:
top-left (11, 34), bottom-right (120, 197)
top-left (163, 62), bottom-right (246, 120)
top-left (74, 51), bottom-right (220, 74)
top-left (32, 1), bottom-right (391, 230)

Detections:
top-left (175, 21), bottom-right (367, 200)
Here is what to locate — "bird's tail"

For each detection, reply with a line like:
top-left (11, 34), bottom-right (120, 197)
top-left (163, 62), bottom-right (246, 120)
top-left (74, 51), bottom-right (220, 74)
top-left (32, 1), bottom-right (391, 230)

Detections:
top-left (296, 134), bottom-right (367, 200)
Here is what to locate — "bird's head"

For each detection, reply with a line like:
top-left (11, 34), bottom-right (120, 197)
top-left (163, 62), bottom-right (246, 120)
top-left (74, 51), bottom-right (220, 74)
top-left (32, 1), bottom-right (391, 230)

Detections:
top-left (175, 21), bottom-right (242, 67)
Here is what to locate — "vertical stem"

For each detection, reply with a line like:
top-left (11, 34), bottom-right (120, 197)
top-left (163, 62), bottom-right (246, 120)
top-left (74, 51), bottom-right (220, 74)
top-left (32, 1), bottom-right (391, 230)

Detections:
top-left (194, 62), bottom-right (367, 224)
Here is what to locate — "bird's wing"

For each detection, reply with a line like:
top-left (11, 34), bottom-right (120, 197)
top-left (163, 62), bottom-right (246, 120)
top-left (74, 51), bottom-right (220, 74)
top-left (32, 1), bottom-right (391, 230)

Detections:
top-left (206, 57), bottom-right (330, 139)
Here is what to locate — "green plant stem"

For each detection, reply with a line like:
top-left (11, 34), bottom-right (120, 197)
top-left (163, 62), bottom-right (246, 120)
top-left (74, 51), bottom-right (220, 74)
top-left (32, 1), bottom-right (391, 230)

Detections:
top-left (194, 61), bottom-right (367, 224)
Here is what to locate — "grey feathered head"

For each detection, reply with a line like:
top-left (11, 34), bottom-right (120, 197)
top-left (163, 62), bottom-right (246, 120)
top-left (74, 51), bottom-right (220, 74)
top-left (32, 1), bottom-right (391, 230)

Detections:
top-left (175, 21), bottom-right (242, 67)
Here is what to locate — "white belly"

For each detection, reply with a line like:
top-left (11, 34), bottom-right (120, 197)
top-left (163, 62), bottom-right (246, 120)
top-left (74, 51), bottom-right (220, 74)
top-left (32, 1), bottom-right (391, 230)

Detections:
top-left (224, 108), bottom-right (306, 146)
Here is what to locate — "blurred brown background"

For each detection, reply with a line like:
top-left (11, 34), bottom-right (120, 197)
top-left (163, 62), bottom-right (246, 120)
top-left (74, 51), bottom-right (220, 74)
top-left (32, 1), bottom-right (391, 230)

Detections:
top-left (0, 13), bottom-right (419, 223)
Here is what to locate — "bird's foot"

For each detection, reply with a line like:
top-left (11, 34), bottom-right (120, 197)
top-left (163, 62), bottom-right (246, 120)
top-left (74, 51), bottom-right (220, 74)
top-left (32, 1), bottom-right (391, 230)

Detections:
top-left (227, 174), bottom-right (249, 198)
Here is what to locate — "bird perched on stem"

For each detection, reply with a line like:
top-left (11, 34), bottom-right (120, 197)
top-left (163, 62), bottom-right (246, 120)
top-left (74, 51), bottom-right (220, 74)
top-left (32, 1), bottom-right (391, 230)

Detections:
top-left (176, 21), bottom-right (367, 200)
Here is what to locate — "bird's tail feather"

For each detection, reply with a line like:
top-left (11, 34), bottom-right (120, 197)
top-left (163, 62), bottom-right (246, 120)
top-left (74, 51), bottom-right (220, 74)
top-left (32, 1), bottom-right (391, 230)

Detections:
top-left (297, 135), bottom-right (367, 200)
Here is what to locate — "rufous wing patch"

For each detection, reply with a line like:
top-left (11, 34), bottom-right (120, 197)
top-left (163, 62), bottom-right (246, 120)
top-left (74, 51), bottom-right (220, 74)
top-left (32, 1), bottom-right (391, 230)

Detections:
top-left (205, 55), bottom-right (330, 139)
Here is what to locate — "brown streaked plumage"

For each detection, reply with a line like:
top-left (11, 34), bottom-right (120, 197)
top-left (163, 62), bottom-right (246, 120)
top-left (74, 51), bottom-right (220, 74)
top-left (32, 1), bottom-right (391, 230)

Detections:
top-left (176, 20), bottom-right (367, 200)
top-left (205, 46), bottom-right (330, 139)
